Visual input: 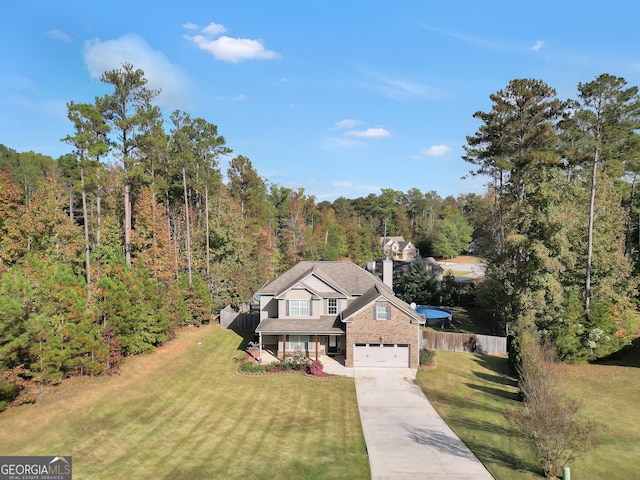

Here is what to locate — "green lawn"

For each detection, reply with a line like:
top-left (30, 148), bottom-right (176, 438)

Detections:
top-left (0, 325), bottom-right (369, 480)
top-left (417, 350), bottom-right (640, 479)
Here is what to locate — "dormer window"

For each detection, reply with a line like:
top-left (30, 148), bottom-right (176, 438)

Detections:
top-left (287, 299), bottom-right (311, 316)
top-left (326, 298), bottom-right (338, 315)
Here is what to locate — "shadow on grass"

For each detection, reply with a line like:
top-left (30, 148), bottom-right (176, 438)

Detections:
top-left (464, 382), bottom-right (521, 402)
top-left (473, 353), bottom-right (516, 374)
top-left (424, 388), bottom-right (508, 417)
top-left (451, 417), bottom-right (513, 437)
top-left (450, 418), bottom-right (540, 475)
top-left (472, 371), bottom-right (519, 388)
top-left (233, 329), bottom-right (255, 352)
top-left (465, 440), bottom-right (541, 476)
top-left (592, 337), bottom-right (640, 368)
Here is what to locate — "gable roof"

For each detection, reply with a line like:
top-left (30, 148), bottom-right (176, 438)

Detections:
top-left (340, 283), bottom-right (424, 324)
top-left (381, 236), bottom-right (406, 245)
top-left (257, 261), bottom-right (386, 297)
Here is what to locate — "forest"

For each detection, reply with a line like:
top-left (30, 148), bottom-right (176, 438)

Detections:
top-left (1, 64), bottom-right (639, 408)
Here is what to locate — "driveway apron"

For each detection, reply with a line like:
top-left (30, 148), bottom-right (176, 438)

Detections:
top-left (355, 368), bottom-right (494, 479)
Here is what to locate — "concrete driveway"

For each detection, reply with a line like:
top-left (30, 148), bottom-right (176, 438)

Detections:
top-left (355, 368), bottom-right (494, 479)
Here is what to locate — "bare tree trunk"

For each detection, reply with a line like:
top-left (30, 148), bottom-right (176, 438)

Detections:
top-left (585, 148), bottom-right (599, 317)
top-left (124, 181), bottom-right (132, 267)
top-left (69, 188), bottom-right (74, 221)
top-left (205, 183), bottom-right (210, 279)
top-left (96, 181), bottom-right (102, 247)
top-left (626, 174), bottom-right (636, 258)
top-left (80, 165), bottom-right (91, 287)
top-left (182, 164), bottom-right (193, 287)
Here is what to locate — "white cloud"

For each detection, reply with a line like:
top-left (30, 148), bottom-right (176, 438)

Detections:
top-left (202, 22), bottom-right (227, 36)
top-left (83, 34), bottom-right (188, 108)
top-left (46, 29), bottom-right (72, 43)
top-left (420, 145), bottom-right (451, 156)
top-left (183, 22), bottom-right (199, 31)
top-left (324, 137), bottom-right (364, 149)
top-left (345, 127), bottom-right (391, 138)
top-left (335, 119), bottom-right (363, 129)
top-left (420, 24), bottom-right (509, 51)
top-left (356, 65), bottom-right (443, 102)
top-left (184, 22), bottom-right (280, 63)
top-left (530, 40), bottom-right (544, 52)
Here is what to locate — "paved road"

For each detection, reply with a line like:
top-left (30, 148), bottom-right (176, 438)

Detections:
top-left (354, 368), bottom-right (494, 479)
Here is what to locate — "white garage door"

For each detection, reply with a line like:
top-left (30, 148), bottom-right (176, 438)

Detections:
top-left (353, 343), bottom-right (409, 367)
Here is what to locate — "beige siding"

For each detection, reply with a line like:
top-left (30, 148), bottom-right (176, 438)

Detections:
top-left (260, 295), bottom-right (276, 320)
top-left (345, 303), bottom-right (420, 368)
top-left (278, 289), bottom-right (320, 319)
top-left (303, 275), bottom-right (336, 293)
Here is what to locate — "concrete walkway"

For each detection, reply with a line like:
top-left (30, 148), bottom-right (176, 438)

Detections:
top-left (355, 368), bottom-right (494, 480)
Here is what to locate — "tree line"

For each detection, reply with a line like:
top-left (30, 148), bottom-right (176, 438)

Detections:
top-left (0, 63), bottom-right (475, 407)
top-left (1, 64), bottom-right (638, 407)
top-left (465, 75), bottom-right (640, 362)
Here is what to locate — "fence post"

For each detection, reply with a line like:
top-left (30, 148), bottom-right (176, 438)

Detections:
top-left (563, 466), bottom-right (570, 480)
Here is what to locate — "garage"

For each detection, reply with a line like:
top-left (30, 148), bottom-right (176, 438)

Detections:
top-left (353, 343), bottom-right (409, 367)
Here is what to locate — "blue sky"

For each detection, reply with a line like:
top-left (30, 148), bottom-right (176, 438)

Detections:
top-left (4, 1), bottom-right (640, 201)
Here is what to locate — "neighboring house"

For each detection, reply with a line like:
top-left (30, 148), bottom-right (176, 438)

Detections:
top-left (254, 260), bottom-right (425, 368)
top-left (424, 257), bottom-right (445, 281)
top-left (380, 236), bottom-right (417, 261)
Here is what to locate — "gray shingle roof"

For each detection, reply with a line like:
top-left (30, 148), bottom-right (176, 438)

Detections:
top-left (256, 316), bottom-right (345, 334)
top-left (257, 261), bottom-right (386, 297)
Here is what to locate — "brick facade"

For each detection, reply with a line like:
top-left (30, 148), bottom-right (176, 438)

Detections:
top-left (345, 302), bottom-right (420, 368)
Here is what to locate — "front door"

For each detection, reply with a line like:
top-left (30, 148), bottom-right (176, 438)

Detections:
top-left (328, 336), bottom-right (338, 355)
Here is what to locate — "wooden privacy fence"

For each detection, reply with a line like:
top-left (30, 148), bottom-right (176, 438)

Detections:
top-left (421, 330), bottom-right (507, 355)
top-left (219, 305), bottom-right (260, 330)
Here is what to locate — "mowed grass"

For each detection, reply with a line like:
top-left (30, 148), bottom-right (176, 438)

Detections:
top-left (0, 325), bottom-right (369, 480)
top-left (416, 349), bottom-right (640, 479)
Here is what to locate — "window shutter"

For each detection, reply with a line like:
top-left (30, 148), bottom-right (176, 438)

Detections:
top-left (373, 306), bottom-right (377, 320)
top-left (386, 306), bottom-right (391, 320)
top-left (286, 300), bottom-right (289, 316)
top-left (309, 300), bottom-right (313, 316)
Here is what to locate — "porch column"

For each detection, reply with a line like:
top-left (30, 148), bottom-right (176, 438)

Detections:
top-left (315, 334), bottom-right (318, 361)
top-left (281, 334), bottom-right (286, 360)
top-left (258, 332), bottom-right (262, 363)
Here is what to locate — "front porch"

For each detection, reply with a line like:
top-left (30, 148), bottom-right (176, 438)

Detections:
top-left (258, 333), bottom-right (345, 362)
top-left (257, 351), bottom-right (351, 377)
top-left (255, 316), bottom-right (346, 364)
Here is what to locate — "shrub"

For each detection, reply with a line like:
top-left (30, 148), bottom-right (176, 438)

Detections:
top-left (280, 353), bottom-right (311, 371)
top-left (419, 348), bottom-right (436, 366)
top-left (308, 360), bottom-right (324, 376)
top-left (240, 362), bottom-right (266, 373)
top-left (505, 331), bottom-right (598, 478)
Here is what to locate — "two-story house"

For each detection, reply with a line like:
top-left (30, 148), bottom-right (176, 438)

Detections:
top-left (254, 260), bottom-right (425, 368)
top-left (380, 236), bottom-right (417, 261)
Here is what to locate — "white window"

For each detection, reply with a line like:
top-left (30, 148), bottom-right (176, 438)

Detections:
top-left (374, 305), bottom-right (391, 320)
top-left (287, 335), bottom-right (309, 350)
top-left (326, 298), bottom-right (338, 315)
top-left (288, 299), bottom-right (311, 316)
